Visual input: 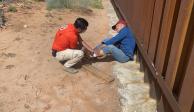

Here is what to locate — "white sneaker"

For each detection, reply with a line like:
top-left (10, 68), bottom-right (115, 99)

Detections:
top-left (64, 67), bottom-right (78, 74)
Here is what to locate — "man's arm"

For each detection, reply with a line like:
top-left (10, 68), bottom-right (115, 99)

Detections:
top-left (104, 28), bottom-right (127, 45)
top-left (78, 35), bottom-right (93, 53)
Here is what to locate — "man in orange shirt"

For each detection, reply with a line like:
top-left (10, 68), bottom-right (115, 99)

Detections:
top-left (52, 18), bottom-right (92, 74)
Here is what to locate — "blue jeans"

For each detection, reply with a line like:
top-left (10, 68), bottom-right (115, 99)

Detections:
top-left (102, 45), bottom-right (129, 63)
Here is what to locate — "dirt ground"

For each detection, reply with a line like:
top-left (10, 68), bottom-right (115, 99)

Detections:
top-left (0, 1), bottom-right (121, 112)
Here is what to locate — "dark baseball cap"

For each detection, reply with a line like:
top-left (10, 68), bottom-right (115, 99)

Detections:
top-left (112, 19), bottom-right (127, 30)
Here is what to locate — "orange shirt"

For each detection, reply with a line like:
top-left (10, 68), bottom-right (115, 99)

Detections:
top-left (52, 24), bottom-right (78, 51)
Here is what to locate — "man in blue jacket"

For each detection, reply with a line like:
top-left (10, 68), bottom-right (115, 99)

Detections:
top-left (94, 19), bottom-right (136, 63)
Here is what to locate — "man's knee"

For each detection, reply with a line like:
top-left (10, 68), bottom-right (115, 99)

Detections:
top-left (106, 45), bottom-right (118, 53)
top-left (76, 50), bottom-right (84, 58)
top-left (107, 45), bottom-right (115, 49)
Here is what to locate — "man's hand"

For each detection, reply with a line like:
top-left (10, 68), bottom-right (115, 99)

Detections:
top-left (93, 44), bottom-right (106, 57)
top-left (82, 46), bottom-right (94, 57)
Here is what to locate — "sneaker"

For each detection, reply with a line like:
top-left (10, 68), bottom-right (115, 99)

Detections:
top-left (64, 67), bottom-right (78, 74)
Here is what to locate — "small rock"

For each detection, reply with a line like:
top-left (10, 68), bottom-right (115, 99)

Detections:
top-left (24, 24), bottom-right (28, 28)
top-left (5, 65), bottom-right (15, 69)
top-left (1, 53), bottom-right (16, 58)
top-left (24, 104), bottom-right (30, 109)
top-left (14, 37), bottom-right (22, 41)
top-left (7, 53), bottom-right (16, 58)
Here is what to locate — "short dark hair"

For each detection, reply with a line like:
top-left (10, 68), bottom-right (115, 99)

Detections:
top-left (74, 18), bottom-right (89, 30)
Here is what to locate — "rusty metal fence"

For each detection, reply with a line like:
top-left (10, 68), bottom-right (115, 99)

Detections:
top-left (111, 0), bottom-right (194, 112)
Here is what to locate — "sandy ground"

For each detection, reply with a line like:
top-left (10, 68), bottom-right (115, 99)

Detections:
top-left (0, 1), bottom-right (121, 112)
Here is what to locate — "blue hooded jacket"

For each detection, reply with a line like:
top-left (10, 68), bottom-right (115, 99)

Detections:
top-left (103, 26), bottom-right (136, 58)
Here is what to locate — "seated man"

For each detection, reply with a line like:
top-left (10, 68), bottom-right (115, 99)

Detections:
top-left (52, 17), bottom-right (92, 74)
top-left (94, 19), bottom-right (136, 63)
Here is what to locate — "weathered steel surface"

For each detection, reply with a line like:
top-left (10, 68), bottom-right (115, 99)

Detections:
top-left (113, 0), bottom-right (194, 111)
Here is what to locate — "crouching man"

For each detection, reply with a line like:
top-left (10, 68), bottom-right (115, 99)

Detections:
top-left (52, 18), bottom-right (91, 74)
top-left (94, 19), bottom-right (136, 63)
